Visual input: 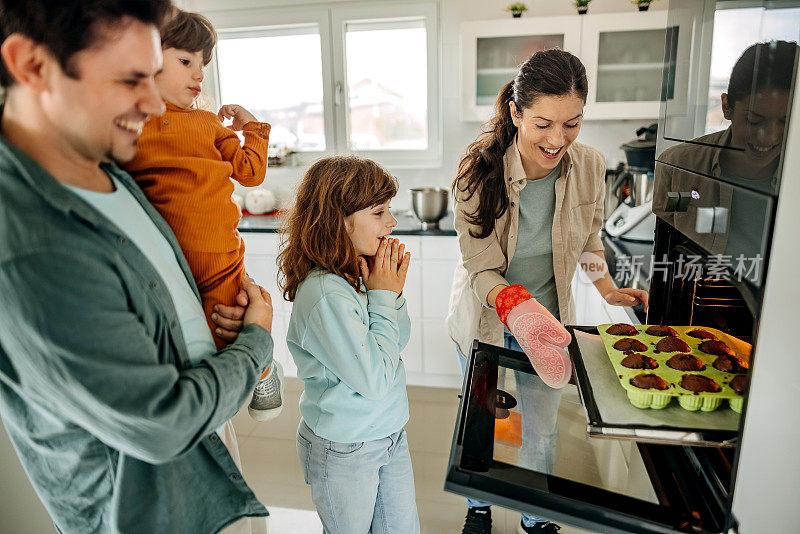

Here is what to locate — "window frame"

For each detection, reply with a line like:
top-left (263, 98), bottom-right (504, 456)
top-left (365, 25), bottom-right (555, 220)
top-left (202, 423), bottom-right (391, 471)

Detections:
top-left (200, 0), bottom-right (441, 169)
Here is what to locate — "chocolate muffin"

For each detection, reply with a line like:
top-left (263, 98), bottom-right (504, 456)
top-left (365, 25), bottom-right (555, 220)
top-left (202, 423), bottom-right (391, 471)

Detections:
top-left (687, 328), bottom-right (717, 340)
top-left (621, 353), bottom-right (659, 370)
top-left (680, 374), bottom-right (721, 393)
top-left (729, 374), bottom-right (748, 395)
top-left (699, 339), bottom-right (736, 357)
top-left (656, 336), bottom-right (691, 353)
top-left (646, 325), bottom-right (678, 337)
top-left (630, 373), bottom-right (669, 390)
top-left (666, 354), bottom-right (706, 371)
top-left (607, 323), bottom-right (638, 336)
top-left (613, 338), bottom-right (648, 352)
top-left (712, 354), bottom-right (749, 373)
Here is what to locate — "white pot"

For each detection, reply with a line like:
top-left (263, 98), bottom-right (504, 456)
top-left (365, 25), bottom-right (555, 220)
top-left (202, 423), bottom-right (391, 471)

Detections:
top-left (245, 189), bottom-right (277, 214)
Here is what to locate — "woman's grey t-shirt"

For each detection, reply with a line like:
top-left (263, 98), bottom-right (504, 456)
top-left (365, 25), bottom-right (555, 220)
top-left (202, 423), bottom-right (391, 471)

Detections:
top-left (504, 162), bottom-right (561, 320)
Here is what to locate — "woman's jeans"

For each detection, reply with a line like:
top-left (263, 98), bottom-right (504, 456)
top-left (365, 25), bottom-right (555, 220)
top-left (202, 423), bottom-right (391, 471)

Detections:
top-left (297, 419), bottom-right (420, 534)
top-left (456, 333), bottom-right (563, 527)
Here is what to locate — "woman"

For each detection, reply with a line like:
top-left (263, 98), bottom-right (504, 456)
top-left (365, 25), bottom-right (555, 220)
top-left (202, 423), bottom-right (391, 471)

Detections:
top-left (446, 49), bottom-right (647, 534)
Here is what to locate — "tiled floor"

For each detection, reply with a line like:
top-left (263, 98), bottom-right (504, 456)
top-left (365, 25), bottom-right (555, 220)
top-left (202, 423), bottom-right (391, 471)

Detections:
top-left (233, 378), bottom-right (597, 534)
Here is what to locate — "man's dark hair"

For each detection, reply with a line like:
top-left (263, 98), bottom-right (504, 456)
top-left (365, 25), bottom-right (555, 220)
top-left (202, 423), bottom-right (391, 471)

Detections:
top-left (0, 0), bottom-right (172, 87)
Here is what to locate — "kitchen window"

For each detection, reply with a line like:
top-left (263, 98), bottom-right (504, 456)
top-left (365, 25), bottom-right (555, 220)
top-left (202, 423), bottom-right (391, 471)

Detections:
top-left (202, 1), bottom-right (440, 168)
top-left (215, 26), bottom-right (326, 152)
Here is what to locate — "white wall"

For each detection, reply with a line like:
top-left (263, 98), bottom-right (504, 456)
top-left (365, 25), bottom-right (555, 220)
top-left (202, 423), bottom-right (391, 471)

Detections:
top-left (188, 0), bottom-right (666, 210)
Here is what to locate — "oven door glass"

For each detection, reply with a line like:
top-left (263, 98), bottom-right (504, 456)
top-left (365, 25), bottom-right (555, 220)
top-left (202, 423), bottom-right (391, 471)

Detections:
top-left (445, 340), bottom-right (733, 533)
top-left (659, 0), bottom-right (800, 197)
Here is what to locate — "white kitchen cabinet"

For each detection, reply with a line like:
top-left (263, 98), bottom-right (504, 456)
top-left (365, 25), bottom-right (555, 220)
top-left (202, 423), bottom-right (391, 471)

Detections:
top-left (420, 233), bottom-right (460, 260)
top-left (242, 234), bottom-right (288, 315)
top-left (461, 11), bottom-right (687, 122)
top-left (581, 11), bottom-right (680, 120)
top-left (460, 17), bottom-right (582, 122)
top-left (400, 237), bottom-right (422, 318)
top-left (268, 313), bottom-right (298, 378)
top-left (420, 260), bottom-right (457, 319)
top-left (403, 321), bottom-right (424, 374)
top-left (421, 319), bottom-right (462, 376)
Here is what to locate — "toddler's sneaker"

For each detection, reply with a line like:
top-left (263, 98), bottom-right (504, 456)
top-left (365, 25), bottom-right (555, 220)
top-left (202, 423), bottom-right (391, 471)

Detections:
top-left (248, 361), bottom-right (284, 421)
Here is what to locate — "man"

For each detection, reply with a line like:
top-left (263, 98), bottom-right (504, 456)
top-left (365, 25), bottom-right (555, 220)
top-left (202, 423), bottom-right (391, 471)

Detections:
top-left (0, 1), bottom-right (274, 532)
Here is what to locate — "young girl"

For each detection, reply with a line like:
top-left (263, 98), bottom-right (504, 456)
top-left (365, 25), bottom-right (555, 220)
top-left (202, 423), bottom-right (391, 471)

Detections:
top-left (124, 9), bottom-right (282, 421)
top-left (279, 156), bottom-right (419, 533)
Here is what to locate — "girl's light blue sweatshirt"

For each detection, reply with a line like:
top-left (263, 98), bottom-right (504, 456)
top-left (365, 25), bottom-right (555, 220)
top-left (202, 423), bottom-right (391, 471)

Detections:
top-left (286, 269), bottom-right (411, 443)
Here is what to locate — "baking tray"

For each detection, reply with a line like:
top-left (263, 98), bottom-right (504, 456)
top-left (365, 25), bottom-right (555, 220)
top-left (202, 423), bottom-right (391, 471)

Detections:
top-left (597, 324), bottom-right (750, 412)
top-left (568, 327), bottom-right (742, 447)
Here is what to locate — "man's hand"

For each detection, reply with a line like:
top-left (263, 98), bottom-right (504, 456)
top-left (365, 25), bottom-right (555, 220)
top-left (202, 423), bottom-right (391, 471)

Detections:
top-left (212, 276), bottom-right (272, 342)
top-left (217, 104), bottom-right (258, 131)
top-left (358, 238), bottom-right (410, 295)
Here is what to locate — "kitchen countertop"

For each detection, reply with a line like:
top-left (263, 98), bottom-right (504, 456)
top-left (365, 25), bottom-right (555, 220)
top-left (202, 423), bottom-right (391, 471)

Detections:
top-left (238, 210), bottom-right (456, 236)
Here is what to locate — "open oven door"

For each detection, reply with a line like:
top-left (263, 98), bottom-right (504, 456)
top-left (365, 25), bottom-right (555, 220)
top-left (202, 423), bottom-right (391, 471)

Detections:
top-left (444, 338), bottom-right (735, 534)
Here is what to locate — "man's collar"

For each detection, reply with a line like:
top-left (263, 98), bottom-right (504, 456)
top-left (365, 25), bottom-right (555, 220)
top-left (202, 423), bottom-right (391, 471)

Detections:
top-left (0, 132), bottom-right (139, 228)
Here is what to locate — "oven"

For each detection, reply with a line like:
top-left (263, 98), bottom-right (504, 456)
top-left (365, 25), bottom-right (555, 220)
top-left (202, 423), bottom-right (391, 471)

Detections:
top-left (444, 1), bottom-right (800, 532)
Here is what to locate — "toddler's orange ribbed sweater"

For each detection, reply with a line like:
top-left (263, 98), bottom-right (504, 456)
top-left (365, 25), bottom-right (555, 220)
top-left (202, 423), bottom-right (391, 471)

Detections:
top-left (126, 103), bottom-right (270, 253)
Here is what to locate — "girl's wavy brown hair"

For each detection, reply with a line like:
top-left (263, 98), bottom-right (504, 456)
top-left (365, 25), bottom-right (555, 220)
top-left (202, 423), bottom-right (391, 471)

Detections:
top-left (278, 156), bottom-right (397, 302)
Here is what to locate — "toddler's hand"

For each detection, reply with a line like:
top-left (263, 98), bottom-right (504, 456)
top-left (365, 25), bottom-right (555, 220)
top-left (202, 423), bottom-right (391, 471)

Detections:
top-left (218, 104), bottom-right (258, 130)
top-left (359, 238), bottom-right (410, 295)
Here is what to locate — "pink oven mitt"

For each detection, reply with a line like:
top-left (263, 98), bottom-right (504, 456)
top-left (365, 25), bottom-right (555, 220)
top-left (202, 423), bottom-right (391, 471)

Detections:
top-left (495, 284), bottom-right (573, 389)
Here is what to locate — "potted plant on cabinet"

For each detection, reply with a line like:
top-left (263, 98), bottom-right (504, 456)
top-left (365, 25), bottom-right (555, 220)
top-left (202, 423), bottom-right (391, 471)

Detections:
top-left (574, 0), bottom-right (592, 15)
top-left (506, 2), bottom-right (528, 18)
top-left (631, 0), bottom-right (657, 11)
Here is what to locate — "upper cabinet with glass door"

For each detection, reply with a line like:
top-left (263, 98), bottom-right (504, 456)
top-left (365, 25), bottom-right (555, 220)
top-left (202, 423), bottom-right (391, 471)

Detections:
top-left (581, 11), bottom-right (682, 120)
top-left (460, 11), bottom-right (686, 122)
top-left (460, 17), bottom-right (581, 122)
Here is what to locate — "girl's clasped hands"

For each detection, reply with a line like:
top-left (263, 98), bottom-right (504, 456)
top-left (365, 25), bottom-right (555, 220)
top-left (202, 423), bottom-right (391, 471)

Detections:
top-left (358, 237), bottom-right (411, 295)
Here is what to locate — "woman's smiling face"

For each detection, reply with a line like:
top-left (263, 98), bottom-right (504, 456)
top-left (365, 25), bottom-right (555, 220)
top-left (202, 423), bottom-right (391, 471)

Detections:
top-left (723, 90), bottom-right (790, 173)
top-left (510, 93), bottom-right (585, 178)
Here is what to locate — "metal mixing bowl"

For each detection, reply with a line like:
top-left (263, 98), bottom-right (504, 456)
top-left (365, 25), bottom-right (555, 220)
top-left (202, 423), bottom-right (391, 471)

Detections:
top-left (410, 187), bottom-right (449, 230)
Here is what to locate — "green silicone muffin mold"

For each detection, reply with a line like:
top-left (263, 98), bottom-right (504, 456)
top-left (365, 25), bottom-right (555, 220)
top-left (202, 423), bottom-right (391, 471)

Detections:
top-left (598, 324), bottom-right (749, 412)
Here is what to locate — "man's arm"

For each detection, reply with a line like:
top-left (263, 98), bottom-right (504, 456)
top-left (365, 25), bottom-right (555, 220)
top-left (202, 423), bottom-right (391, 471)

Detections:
top-left (0, 249), bottom-right (272, 464)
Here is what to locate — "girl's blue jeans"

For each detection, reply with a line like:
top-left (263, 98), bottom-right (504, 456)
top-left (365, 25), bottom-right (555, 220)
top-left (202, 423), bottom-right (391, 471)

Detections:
top-left (297, 419), bottom-right (420, 534)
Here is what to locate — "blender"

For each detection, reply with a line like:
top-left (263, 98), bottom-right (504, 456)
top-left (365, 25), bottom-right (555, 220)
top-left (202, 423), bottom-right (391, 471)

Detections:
top-left (605, 124), bottom-right (657, 242)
